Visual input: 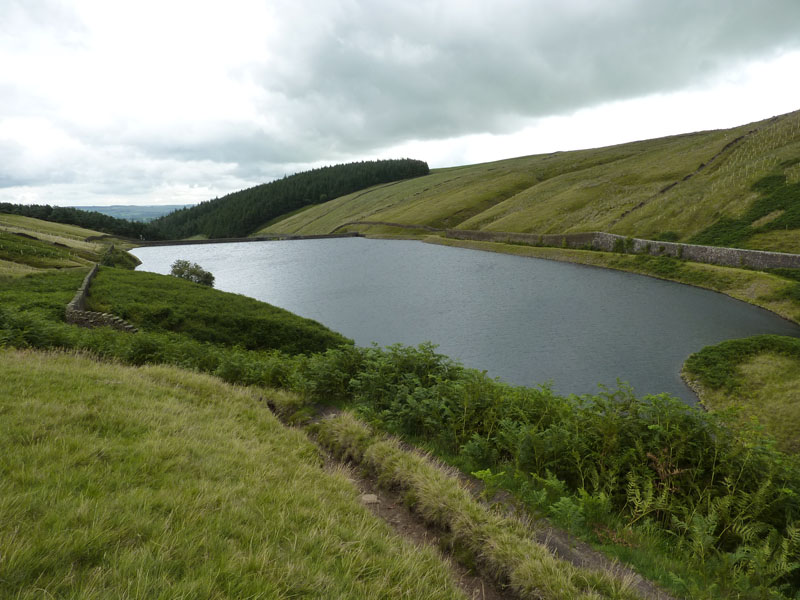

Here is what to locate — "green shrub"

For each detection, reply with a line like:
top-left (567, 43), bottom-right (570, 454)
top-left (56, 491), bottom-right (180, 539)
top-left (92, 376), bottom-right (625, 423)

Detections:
top-left (656, 231), bottom-right (680, 242)
top-left (691, 173), bottom-right (800, 248)
top-left (100, 246), bottom-right (141, 269)
top-left (684, 335), bottom-right (800, 392)
top-left (170, 259), bottom-right (215, 287)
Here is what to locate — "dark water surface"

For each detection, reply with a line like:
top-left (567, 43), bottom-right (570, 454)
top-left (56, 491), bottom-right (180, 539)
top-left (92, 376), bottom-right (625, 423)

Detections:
top-left (131, 238), bottom-right (800, 402)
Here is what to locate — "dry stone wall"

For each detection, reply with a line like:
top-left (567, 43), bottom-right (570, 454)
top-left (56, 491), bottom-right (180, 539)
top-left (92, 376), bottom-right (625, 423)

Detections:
top-left (589, 233), bottom-right (800, 269)
top-left (444, 229), bottom-right (800, 270)
top-left (65, 265), bottom-right (138, 333)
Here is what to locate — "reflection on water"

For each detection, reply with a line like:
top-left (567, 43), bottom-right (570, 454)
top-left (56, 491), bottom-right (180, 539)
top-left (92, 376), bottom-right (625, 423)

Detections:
top-left (131, 238), bottom-right (800, 402)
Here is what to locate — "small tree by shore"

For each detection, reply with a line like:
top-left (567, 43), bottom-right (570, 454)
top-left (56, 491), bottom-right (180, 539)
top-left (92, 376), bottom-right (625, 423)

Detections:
top-left (170, 260), bottom-right (215, 287)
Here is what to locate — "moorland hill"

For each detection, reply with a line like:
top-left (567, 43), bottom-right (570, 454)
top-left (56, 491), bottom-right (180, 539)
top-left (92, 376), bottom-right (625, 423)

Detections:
top-left (263, 110), bottom-right (800, 253)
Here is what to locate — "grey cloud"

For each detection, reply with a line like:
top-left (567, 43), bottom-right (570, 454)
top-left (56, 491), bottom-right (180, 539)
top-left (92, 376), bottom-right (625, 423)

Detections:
top-left (4, 0), bottom-right (800, 205)
top-left (254, 0), bottom-right (800, 156)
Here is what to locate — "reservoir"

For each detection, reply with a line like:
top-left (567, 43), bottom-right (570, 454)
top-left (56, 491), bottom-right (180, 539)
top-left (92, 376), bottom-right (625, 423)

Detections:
top-left (131, 238), bottom-right (800, 402)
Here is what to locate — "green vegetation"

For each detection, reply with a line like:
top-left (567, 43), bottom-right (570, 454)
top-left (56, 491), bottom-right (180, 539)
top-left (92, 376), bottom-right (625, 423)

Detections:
top-left (169, 258), bottom-right (215, 287)
top-left (0, 230), bottom-right (92, 271)
top-left (100, 244), bottom-right (142, 269)
top-left (4, 254), bottom-right (800, 597)
top-left (279, 344), bottom-right (800, 599)
top-left (690, 171), bottom-right (800, 249)
top-left (314, 412), bottom-right (640, 600)
top-left (265, 110), bottom-right (800, 253)
top-left (85, 267), bottom-right (350, 354)
top-left (148, 159), bottom-right (430, 239)
top-left (0, 350), bottom-right (471, 599)
top-left (684, 335), bottom-right (800, 453)
top-left (0, 212), bottom-right (107, 245)
top-left (226, 341), bottom-right (800, 599)
top-left (0, 202), bottom-right (152, 239)
top-left (5, 199), bottom-right (800, 597)
top-left (0, 269), bottom-right (88, 320)
top-left (0, 213), bottom-right (138, 276)
top-left (0, 159), bottom-right (429, 241)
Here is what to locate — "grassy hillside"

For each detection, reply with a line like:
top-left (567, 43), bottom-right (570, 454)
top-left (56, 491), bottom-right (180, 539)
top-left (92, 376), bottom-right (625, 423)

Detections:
top-left (87, 267), bottom-right (351, 354)
top-left (148, 159), bottom-right (430, 239)
top-left (0, 213), bottom-right (350, 358)
top-left (0, 213), bottom-right (105, 275)
top-left (683, 335), bottom-right (800, 453)
top-left (0, 349), bottom-right (470, 599)
top-left (262, 110), bottom-right (800, 252)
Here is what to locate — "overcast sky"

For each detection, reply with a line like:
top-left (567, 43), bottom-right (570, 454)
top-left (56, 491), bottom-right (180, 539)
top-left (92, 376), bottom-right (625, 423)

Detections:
top-left (2, 0), bottom-right (800, 207)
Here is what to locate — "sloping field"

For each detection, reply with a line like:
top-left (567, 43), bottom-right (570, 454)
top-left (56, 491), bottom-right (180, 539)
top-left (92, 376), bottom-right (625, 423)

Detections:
top-left (262, 110), bottom-right (800, 252)
top-left (0, 213), bottom-right (104, 251)
top-left (0, 214), bottom-right (104, 275)
top-left (0, 350), bottom-right (471, 599)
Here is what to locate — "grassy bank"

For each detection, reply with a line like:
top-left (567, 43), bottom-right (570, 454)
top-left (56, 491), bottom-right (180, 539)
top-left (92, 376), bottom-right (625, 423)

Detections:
top-left (683, 335), bottom-right (800, 453)
top-left (0, 214), bottom-right (105, 276)
top-left (312, 411), bottom-right (641, 600)
top-left (0, 349), bottom-right (470, 599)
top-left (87, 267), bottom-right (351, 354)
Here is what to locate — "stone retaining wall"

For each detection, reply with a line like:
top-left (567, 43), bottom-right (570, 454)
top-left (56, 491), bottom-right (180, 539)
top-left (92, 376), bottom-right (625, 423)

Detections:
top-left (65, 265), bottom-right (138, 333)
top-left (443, 229), bottom-right (800, 270)
top-left (590, 233), bottom-right (800, 270)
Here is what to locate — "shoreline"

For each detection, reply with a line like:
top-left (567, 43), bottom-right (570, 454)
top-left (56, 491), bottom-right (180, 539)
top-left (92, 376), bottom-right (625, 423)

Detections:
top-left (416, 234), bottom-right (800, 326)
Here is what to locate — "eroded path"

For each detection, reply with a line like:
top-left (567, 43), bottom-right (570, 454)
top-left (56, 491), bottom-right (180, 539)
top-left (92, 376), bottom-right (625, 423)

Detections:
top-left (270, 402), bottom-right (677, 600)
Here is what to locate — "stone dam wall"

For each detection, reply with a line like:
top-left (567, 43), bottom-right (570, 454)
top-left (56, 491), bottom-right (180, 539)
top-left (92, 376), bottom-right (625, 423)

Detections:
top-left (65, 265), bottom-right (138, 333)
top-left (443, 230), bottom-right (800, 270)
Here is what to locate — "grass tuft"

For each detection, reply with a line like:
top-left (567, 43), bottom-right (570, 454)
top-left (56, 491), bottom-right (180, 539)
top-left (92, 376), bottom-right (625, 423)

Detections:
top-left (315, 412), bottom-right (641, 600)
top-left (0, 349), bottom-right (471, 599)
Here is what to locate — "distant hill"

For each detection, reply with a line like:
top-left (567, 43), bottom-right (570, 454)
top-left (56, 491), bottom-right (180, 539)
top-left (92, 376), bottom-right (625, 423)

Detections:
top-left (0, 159), bottom-right (430, 241)
top-left (0, 202), bottom-right (153, 240)
top-left (148, 159), bottom-right (430, 239)
top-left (72, 204), bottom-right (191, 222)
top-left (262, 110), bottom-right (800, 254)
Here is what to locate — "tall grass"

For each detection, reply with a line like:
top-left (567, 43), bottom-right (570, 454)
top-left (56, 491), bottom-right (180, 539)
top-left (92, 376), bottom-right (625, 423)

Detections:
top-left (684, 335), bottom-right (800, 453)
top-left (315, 412), bottom-right (640, 600)
top-left (0, 349), bottom-right (470, 599)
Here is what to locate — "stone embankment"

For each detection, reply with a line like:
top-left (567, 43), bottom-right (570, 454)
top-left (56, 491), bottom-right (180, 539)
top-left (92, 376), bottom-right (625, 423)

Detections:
top-left (65, 265), bottom-right (138, 333)
top-left (330, 221), bottom-right (800, 270)
top-left (446, 230), bottom-right (800, 270)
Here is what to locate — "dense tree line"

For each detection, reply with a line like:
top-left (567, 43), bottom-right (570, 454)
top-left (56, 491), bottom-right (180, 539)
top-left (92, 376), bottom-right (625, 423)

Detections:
top-left (0, 203), bottom-right (152, 239)
top-left (148, 158), bottom-right (430, 239)
top-left (0, 159), bottom-right (428, 241)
